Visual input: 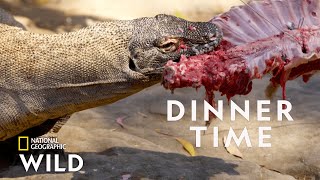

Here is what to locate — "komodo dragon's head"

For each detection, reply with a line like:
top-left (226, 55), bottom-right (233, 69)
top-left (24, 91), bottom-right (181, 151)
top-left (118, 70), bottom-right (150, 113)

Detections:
top-left (128, 14), bottom-right (222, 79)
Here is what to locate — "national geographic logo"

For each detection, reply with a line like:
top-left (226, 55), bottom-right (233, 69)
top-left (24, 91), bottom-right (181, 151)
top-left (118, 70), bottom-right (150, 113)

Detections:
top-left (17, 136), bottom-right (83, 172)
top-left (18, 136), bottom-right (66, 151)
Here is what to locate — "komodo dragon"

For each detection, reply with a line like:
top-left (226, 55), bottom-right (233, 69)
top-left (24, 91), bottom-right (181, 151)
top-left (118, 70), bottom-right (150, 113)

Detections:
top-left (0, 8), bottom-right (222, 141)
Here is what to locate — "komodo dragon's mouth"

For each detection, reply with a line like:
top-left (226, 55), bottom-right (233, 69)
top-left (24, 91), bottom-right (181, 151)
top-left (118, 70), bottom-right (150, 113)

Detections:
top-left (130, 39), bottom-right (222, 76)
top-left (128, 27), bottom-right (222, 80)
top-left (177, 36), bottom-right (222, 58)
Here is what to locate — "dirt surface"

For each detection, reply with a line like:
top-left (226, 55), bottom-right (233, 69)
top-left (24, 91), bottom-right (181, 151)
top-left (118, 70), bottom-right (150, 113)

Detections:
top-left (0, 0), bottom-right (319, 179)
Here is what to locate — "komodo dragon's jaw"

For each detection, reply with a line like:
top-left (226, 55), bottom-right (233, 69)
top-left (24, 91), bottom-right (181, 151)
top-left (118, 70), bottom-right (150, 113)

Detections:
top-left (128, 14), bottom-right (222, 80)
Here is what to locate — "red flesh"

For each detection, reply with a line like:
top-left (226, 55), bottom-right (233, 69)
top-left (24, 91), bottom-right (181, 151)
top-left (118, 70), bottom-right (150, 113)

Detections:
top-left (162, 29), bottom-right (320, 103)
top-left (161, 0), bottom-right (320, 126)
top-left (162, 0), bottom-right (320, 104)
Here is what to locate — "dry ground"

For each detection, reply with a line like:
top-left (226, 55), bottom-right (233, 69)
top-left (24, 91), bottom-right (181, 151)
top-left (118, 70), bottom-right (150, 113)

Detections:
top-left (0, 0), bottom-right (319, 179)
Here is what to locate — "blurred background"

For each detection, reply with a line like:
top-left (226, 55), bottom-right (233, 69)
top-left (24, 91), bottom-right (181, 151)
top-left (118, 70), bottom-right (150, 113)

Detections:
top-left (1, 0), bottom-right (244, 33)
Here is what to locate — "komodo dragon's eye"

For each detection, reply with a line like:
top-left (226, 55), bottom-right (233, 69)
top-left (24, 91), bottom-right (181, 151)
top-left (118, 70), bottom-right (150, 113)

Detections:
top-left (157, 38), bottom-right (179, 53)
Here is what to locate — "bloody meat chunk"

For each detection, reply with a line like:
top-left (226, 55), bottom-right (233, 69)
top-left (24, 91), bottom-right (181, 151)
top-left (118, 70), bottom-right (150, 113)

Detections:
top-left (162, 0), bottom-right (320, 124)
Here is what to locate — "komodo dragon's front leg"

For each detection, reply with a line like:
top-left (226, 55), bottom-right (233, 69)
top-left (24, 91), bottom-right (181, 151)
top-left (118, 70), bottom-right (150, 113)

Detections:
top-left (0, 10), bottom-right (222, 141)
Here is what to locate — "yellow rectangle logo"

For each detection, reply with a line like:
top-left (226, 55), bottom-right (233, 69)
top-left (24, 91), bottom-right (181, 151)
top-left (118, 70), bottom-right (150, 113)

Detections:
top-left (18, 136), bottom-right (29, 151)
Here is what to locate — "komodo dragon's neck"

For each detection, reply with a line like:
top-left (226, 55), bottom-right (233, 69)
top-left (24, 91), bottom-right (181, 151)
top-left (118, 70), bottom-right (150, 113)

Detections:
top-left (0, 21), bottom-right (154, 121)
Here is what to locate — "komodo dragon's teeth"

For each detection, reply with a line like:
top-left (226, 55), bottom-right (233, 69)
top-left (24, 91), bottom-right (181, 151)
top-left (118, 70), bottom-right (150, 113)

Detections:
top-left (192, 46), bottom-right (200, 55)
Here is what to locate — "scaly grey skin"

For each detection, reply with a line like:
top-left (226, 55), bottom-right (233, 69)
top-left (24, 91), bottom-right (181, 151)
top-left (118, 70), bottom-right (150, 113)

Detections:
top-left (0, 9), bottom-right (222, 141)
